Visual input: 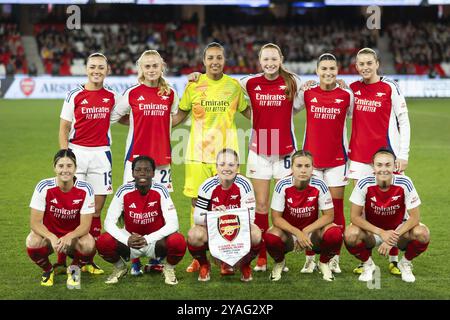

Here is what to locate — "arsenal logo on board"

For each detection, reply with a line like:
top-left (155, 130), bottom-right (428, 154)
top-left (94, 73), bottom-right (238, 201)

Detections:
top-left (218, 214), bottom-right (240, 242)
top-left (20, 78), bottom-right (35, 96)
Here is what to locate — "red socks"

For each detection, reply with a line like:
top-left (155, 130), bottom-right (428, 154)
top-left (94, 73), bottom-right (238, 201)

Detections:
top-left (405, 240), bottom-right (429, 261)
top-left (255, 212), bottom-right (269, 261)
top-left (263, 233), bottom-right (285, 263)
top-left (96, 233), bottom-right (121, 263)
top-left (165, 233), bottom-right (187, 265)
top-left (187, 244), bottom-right (209, 265)
top-left (319, 226), bottom-right (343, 263)
top-left (389, 246), bottom-right (399, 257)
top-left (27, 246), bottom-right (52, 272)
top-left (332, 198), bottom-right (345, 230)
top-left (72, 250), bottom-right (94, 267)
top-left (346, 241), bottom-right (371, 262)
top-left (57, 252), bottom-right (67, 265)
top-left (90, 216), bottom-right (102, 240)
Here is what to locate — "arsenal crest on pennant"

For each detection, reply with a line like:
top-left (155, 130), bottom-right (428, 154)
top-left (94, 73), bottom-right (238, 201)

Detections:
top-left (218, 214), bottom-right (240, 242)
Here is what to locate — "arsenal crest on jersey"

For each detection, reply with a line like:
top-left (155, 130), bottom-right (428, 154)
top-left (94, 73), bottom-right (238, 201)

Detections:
top-left (218, 214), bottom-right (240, 242)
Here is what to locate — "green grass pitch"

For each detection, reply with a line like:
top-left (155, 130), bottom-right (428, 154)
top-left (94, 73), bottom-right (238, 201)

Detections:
top-left (0, 98), bottom-right (449, 300)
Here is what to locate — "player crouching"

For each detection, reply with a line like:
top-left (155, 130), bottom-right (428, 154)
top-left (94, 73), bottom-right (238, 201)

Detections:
top-left (96, 156), bottom-right (186, 285)
top-left (186, 149), bottom-right (261, 282)
top-left (345, 148), bottom-right (430, 283)
top-left (26, 149), bottom-right (96, 288)
top-left (264, 150), bottom-right (343, 282)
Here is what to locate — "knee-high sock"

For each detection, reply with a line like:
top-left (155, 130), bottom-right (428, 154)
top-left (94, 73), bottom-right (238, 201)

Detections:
top-left (405, 240), bottom-right (429, 261)
top-left (165, 233), bottom-right (187, 265)
top-left (96, 233), bottom-right (122, 264)
top-left (263, 233), bottom-right (285, 263)
top-left (346, 241), bottom-right (371, 262)
top-left (255, 212), bottom-right (269, 261)
top-left (72, 250), bottom-right (94, 267)
top-left (27, 246), bottom-right (52, 272)
top-left (57, 252), bottom-right (67, 265)
top-left (187, 244), bottom-right (209, 265)
top-left (332, 198), bottom-right (345, 229)
top-left (241, 242), bottom-right (262, 266)
top-left (332, 198), bottom-right (345, 257)
top-left (389, 246), bottom-right (399, 257)
top-left (319, 226), bottom-right (343, 263)
top-left (90, 216), bottom-right (102, 240)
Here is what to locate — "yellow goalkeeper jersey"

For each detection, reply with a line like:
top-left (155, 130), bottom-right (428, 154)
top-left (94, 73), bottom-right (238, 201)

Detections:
top-left (179, 73), bottom-right (248, 163)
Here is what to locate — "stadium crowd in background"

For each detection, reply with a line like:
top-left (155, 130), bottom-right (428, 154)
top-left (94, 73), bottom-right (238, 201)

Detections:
top-left (388, 22), bottom-right (450, 76)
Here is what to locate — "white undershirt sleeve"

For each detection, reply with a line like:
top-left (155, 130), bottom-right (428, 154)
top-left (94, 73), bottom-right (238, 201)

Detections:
top-left (104, 191), bottom-right (131, 246)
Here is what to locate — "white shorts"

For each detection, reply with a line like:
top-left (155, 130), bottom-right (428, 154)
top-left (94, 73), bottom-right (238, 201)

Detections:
top-left (347, 160), bottom-right (374, 181)
top-left (372, 220), bottom-right (408, 247)
top-left (313, 164), bottom-right (349, 187)
top-left (123, 161), bottom-right (173, 192)
top-left (246, 150), bottom-right (292, 180)
top-left (130, 241), bottom-right (156, 260)
top-left (70, 146), bottom-right (113, 195)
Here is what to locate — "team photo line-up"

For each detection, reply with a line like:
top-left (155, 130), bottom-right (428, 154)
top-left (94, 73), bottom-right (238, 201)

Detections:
top-left (26, 42), bottom-right (430, 288)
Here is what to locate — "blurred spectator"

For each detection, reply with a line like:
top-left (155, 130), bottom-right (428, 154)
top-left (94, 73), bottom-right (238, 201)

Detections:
top-left (28, 63), bottom-right (37, 76)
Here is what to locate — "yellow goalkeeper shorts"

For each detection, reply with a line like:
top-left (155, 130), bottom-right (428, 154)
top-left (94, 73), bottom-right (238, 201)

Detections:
top-left (183, 161), bottom-right (217, 198)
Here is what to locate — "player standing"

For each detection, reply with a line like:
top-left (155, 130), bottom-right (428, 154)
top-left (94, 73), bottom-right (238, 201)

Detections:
top-left (345, 148), bottom-right (429, 283)
top-left (58, 53), bottom-right (117, 275)
top-left (298, 53), bottom-right (353, 274)
top-left (172, 42), bottom-right (249, 273)
top-left (111, 50), bottom-right (179, 275)
top-left (186, 149), bottom-right (261, 282)
top-left (264, 150), bottom-right (342, 282)
top-left (239, 43), bottom-right (302, 272)
top-left (96, 156), bottom-right (187, 285)
top-left (26, 149), bottom-right (96, 287)
top-left (348, 48), bottom-right (410, 274)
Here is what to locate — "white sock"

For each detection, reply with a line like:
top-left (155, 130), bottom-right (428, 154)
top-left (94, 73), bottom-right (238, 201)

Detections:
top-left (333, 255), bottom-right (340, 262)
top-left (364, 257), bottom-right (373, 266)
top-left (114, 258), bottom-right (125, 269)
top-left (306, 255), bottom-right (315, 262)
top-left (401, 256), bottom-right (411, 263)
top-left (164, 263), bottom-right (175, 269)
top-left (389, 255), bottom-right (398, 263)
